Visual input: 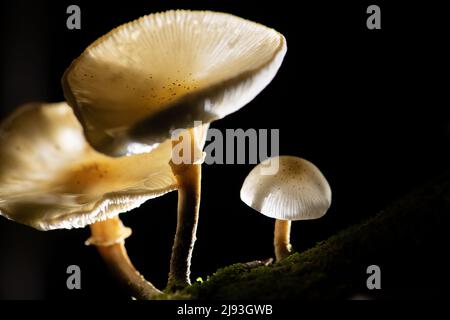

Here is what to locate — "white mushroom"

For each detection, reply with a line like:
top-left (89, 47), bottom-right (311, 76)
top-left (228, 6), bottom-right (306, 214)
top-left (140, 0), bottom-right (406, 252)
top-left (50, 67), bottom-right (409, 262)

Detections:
top-left (62, 10), bottom-right (287, 289)
top-left (240, 156), bottom-right (332, 261)
top-left (0, 102), bottom-right (187, 298)
top-left (0, 102), bottom-right (178, 230)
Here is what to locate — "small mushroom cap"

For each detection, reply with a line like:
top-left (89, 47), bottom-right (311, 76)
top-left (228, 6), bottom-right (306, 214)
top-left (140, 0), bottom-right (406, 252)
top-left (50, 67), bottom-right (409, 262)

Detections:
top-left (63, 10), bottom-right (286, 156)
top-left (240, 156), bottom-right (332, 221)
top-left (0, 102), bottom-right (181, 230)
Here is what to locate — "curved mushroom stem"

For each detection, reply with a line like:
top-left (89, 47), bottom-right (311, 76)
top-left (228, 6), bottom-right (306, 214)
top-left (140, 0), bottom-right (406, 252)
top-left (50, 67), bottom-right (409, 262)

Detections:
top-left (274, 219), bottom-right (293, 261)
top-left (89, 216), bottom-right (162, 299)
top-left (168, 128), bottom-right (202, 291)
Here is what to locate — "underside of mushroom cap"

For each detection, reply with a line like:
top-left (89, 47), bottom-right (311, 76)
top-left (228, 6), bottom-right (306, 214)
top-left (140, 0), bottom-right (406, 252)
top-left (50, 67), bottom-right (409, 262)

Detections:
top-left (0, 102), bottom-right (178, 230)
top-left (63, 10), bottom-right (286, 157)
top-left (240, 156), bottom-right (332, 221)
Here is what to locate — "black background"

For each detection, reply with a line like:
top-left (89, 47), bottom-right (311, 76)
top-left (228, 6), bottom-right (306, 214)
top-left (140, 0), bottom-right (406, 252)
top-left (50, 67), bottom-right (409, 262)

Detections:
top-left (0, 0), bottom-right (448, 299)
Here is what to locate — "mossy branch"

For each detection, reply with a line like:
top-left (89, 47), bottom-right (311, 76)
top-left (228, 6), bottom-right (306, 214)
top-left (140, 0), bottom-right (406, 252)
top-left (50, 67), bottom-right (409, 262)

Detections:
top-left (161, 170), bottom-right (449, 299)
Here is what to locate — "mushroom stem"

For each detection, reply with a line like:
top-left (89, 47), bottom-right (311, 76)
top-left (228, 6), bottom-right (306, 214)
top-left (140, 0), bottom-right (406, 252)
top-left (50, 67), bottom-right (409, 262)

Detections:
top-left (168, 129), bottom-right (202, 290)
top-left (274, 219), bottom-right (293, 261)
top-left (89, 216), bottom-right (161, 299)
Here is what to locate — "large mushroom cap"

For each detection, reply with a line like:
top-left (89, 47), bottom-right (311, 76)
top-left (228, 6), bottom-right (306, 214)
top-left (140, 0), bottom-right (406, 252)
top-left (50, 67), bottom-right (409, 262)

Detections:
top-left (240, 156), bottom-right (332, 221)
top-left (0, 102), bottom-right (179, 231)
top-left (63, 10), bottom-right (286, 156)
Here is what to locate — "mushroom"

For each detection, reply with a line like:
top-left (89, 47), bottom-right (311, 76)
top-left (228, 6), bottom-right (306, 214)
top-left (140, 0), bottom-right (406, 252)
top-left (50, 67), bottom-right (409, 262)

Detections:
top-left (62, 10), bottom-right (286, 289)
top-left (240, 156), bottom-right (331, 261)
top-left (0, 102), bottom-right (190, 299)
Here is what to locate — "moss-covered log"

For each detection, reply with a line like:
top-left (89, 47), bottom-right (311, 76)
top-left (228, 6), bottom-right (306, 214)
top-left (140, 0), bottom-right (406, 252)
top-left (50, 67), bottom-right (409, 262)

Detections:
top-left (161, 170), bottom-right (449, 300)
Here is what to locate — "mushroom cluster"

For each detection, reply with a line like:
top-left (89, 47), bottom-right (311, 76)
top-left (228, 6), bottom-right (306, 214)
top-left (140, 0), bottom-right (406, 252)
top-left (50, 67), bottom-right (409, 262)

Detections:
top-left (0, 10), bottom-right (288, 298)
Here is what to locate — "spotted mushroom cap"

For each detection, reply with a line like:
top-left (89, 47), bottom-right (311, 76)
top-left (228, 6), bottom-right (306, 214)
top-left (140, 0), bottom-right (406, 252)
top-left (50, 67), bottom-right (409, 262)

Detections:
top-left (62, 10), bottom-right (286, 157)
top-left (240, 156), bottom-right (332, 221)
top-left (0, 102), bottom-right (185, 230)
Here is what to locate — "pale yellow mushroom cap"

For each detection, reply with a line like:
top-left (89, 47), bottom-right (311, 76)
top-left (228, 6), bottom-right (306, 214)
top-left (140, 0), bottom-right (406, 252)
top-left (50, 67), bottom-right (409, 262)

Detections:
top-left (0, 102), bottom-right (179, 230)
top-left (62, 10), bottom-right (287, 157)
top-left (240, 156), bottom-right (332, 221)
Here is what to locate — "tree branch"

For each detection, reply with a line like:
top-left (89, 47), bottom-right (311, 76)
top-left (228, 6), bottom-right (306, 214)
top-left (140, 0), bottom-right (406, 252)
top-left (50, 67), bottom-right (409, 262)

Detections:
top-left (169, 170), bottom-right (449, 299)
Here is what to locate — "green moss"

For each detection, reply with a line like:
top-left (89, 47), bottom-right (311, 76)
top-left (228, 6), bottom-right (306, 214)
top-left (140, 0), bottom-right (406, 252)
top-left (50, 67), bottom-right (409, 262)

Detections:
top-left (157, 170), bottom-right (449, 300)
